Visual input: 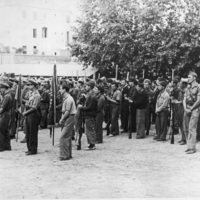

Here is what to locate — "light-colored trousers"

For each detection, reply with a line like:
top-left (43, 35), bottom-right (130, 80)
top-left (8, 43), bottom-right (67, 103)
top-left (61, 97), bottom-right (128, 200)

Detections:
top-left (183, 108), bottom-right (200, 151)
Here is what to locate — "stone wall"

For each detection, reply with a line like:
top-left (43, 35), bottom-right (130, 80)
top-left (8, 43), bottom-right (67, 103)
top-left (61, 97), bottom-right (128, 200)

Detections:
top-left (0, 54), bottom-right (71, 64)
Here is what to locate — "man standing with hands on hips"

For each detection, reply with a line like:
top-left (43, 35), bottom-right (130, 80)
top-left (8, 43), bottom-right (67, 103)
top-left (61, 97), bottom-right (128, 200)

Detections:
top-left (183, 72), bottom-right (200, 154)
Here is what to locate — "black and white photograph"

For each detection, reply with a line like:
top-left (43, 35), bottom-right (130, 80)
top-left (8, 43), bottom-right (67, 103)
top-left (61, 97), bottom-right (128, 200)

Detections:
top-left (1, 0), bottom-right (200, 198)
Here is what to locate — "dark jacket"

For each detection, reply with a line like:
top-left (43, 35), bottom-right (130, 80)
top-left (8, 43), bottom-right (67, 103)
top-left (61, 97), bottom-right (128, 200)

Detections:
top-left (81, 91), bottom-right (98, 118)
top-left (133, 90), bottom-right (148, 109)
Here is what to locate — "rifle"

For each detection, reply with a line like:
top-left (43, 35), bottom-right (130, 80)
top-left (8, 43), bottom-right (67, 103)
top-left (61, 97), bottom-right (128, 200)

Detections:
top-left (171, 99), bottom-right (174, 144)
top-left (128, 101), bottom-right (132, 139)
top-left (168, 98), bottom-right (174, 144)
top-left (15, 110), bottom-right (20, 142)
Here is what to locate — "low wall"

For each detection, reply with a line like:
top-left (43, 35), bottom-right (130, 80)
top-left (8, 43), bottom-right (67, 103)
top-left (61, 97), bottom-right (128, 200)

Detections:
top-left (0, 54), bottom-right (71, 64)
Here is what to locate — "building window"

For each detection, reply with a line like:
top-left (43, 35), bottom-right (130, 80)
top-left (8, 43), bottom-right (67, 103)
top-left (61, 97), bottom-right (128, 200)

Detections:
top-left (33, 11), bottom-right (37, 20)
top-left (66, 16), bottom-right (70, 23)
top-left (22, 10), bottom-right (26, 18)
top-left (33, 29), bottom-right (37, 38)
top-left (22, 46), bottom-right (27, 54)
top-left (42, 27), bottom-right (47, 38)
top-left (66, 31), bottom-right (69, 43)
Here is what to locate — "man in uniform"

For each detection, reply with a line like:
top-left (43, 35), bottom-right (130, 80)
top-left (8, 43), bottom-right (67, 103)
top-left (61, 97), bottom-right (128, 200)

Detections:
top-left (0, 81), bottom-right (13, 151)
top-left (155, 80), bottom-right (170, 141)
top-left (183, 72), bottom-right (200, 154)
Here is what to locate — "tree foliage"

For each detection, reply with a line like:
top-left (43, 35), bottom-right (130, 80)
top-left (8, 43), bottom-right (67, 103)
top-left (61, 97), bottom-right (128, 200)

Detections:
top-left (72, 0), bottom-right (200, 79)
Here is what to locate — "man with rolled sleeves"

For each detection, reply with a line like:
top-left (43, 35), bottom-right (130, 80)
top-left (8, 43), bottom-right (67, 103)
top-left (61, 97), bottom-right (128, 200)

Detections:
top-left (183, 72), bottom-right (200, 154)
top-left (154, 80), bottom-right (170, 141)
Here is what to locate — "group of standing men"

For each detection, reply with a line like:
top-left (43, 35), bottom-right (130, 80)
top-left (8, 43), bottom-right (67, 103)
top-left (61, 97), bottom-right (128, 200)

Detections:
top-left (0, 70), bottom-right (200, 161)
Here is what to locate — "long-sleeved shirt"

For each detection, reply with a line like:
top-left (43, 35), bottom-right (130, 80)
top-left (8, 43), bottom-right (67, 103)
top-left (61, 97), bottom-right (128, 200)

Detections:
top-left (81, 90), bottom-right (98, 118)
top-left (156, 90), bottom-right (170, 112)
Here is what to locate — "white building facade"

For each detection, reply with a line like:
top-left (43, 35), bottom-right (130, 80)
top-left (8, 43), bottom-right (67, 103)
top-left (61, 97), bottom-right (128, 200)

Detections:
top-left (0, 0), bottom-right (73, 55)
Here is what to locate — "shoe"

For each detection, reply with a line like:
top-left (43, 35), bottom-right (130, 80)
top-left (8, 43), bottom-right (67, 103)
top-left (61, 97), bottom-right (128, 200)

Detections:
top-left (121, 130), bottom-right (128, 133)
top-left (20, 138), bottom-right (26, 143)
top-left (153, 137), bottom-right (159, 140)
top-left (146, 131), bottom-right (149, 136)
top-left (108, 134), bottom-right (114, 137)
top-left (180, 141), bottom-right (186, 145)
top-left (4, 147), bottom-right (11, 151)
top-left (84, 146), bottom-right (96, 150)
top-left (136, 136), bottom-right (145, 139)
top-left (0, 149), bottom-right (4, 152)
top-left (59, 157), bottom-right (70, 161)
top-left (156, 138), bottom-right (166, 141)
top-left (185, 149), bottom-right (190, 152)
top-left (178, 140), bottom-right (182, 143)
top-left (186, 150), bottom-right (196, 154)
top-left (26, 151), bottom-right (37, 155)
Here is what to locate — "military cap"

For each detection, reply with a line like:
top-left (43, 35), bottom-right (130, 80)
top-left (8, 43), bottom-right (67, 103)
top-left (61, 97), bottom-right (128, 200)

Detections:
top-left (107, 78), bottom-right (113, 83)
top-left (9, 78), bottom-right (15, 82)
top-left (26, 79), bottom-right (38, 86)
top-left (159, 81), bottom-right (167, 87)
top-left (0, 81), bottom-right (10, 88)
top-left (189, 71), bottom-right (197, 77)
top-left (144, 79), bottom-right (151, 85)
top-left (86, 80), bottom-right (95, 89)
top-left (172, 78), bottom-right (179, 84)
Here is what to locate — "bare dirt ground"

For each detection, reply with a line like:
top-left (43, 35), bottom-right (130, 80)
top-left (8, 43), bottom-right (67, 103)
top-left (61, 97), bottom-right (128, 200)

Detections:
top-left (1, 125), bottom-right (200, 199)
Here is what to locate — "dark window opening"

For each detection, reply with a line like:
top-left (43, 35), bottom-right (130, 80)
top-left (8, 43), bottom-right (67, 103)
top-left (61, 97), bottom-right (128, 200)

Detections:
top-left (42, 27), bottom-right (47, 38)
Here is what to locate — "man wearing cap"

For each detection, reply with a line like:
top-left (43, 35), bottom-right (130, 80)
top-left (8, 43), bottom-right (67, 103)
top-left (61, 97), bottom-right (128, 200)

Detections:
top-left (79, 80), bottom-right (98, 150)
top-left (22, 79), bottom-right (41, 155)
top-left (155, 80), bottom-right (170, 141)
top-left (59, 82), bottom-right (76, 160)
top-left (0, 81), bottom-right (13, 151)
top-left (144, 79), bottom-right (154, 136)
top-left (130, 82), bottom-right (148, 139)
top-left (183, 72), bottom-right (200, 154)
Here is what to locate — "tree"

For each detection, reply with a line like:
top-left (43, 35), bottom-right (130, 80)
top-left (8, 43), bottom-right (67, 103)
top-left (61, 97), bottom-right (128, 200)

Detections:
top-left (72, 0), bottom-right (200, 79)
